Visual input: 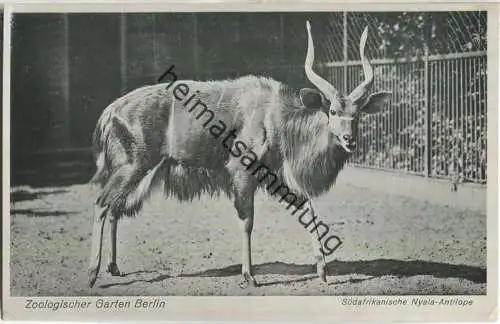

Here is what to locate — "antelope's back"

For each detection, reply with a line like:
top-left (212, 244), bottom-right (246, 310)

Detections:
top-left (93, 75), bottom-right (285, 171)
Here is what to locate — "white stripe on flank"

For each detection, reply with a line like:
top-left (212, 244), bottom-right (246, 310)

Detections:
top-left (215, 87), bottom-right (225, 111)
top-left (125, 157), bottom-right (166, 210)
top-left (166, 95), bottom-right (176, 156)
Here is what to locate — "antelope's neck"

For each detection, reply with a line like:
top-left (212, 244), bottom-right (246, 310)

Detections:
top-left (280, 130), bottom-right (350, 198)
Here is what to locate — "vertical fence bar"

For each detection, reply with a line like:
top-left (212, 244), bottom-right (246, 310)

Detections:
top-left (120, 13), bottom-right (127, 94)
top-left (192, 13), bottom-right (200, 79)
top-left (411, 63), bottom-right (415, 172)
top-left (416, 62), bottom-right (420, 172)
top-left (279, 13), bottom-right (285, 64)
top-left (469, 57), bottom-right (474, 181)
top-left (465, 58), bottom-right (469, 179)
top-left (424, 46), bottom-right (431, 177)
top-left (446, 58), bottom-right (450, 177)
top-left (152, 14), bottom-right (158, 73)
top-left (472, 57), bottom-right (481, 181)
top-left (451, 59), bottom-right (456, 181)
top-left (437, 60), bottom-right (441, 175)
top-left (408, 63), bottom-right (411, 171)
top-left (475, 57), bottom-right (478, 183)
top-left (440, 59), bottom-right (445, 176)
top-left (416, 63), bottom-right (420, 172)
top-left (473, 57), bottom-right (478, 181)
top-left (376, 65), bottom-right (379, 165)
top-left (372, 65), bottom-right (376, 166)
top-left (477, 57), bottom-right (481, 181)
top-left (440, 59), bottom-right (444, 176)
top-left (447, 59), bottom-right (451, 177)
top-left (397, 63), bottom-right (402, 170)
top-left (480, 57), bottom-right (485, 181)
top-left (471, 56), bottom-right (475, 182)
top-left (451, 59), bottom-right (455, 179)
top-left (452, 60), bottom-right (459, 182)
top-left (478, 57), bottom-right (483, 182)
top-left (62, 13), bottom-right (70, 147)
top-left (392, 64), bottom-right (396, 169)
top-left (434, 59), bottom-right (438, 176)
top-left (459, 57), bottom-right (464, 181)
top-left (420, 62), bottom-right (424, 172)
top-left (343, 11), bottom-right (348, 94)
top-left (403, 63), bottom-right (407, 171)
top-left (456, 59), bottom-right (461, 179)
top-left (482, 57), bottom-right (488, 181)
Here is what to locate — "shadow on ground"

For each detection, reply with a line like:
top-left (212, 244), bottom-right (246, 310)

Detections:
top-left (10, 188), bottom-right (77, 217)
top-left (11, 150), bottom-right (95, 188)
top-left (182, 259), bottom-right (486, 283)
top-left (12, 169), bottom-right (94, 188)
top-left (99, 258), bottom-right (486, 289)
top-left (10, 208), bottom-right (78, 217)
top-left (11, 189), bottom-right (69, 203)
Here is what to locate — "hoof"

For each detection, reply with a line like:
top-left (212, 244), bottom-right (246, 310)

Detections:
top-left (106, 262), bottom-right (122, 276)
top-left (238, 273), bottom-right (257, 288)
top-left (317, 263), bottom-right (328, 284)
top-left (88, 268), bottom-right (98, 288)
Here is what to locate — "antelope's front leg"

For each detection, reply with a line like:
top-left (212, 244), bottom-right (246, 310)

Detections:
top-left (307, 201), bottom-right (328, 283)
top-left (106, 214), bottom-right (122, 276)
top-left (233, 173), bottom-right (258, 288)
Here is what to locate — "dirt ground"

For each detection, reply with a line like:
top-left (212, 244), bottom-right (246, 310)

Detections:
top-left (9, 167), bottom-right (486, 296)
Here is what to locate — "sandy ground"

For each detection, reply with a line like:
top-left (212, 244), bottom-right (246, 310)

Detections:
top-left (9, 167), bottom-right (486, 296)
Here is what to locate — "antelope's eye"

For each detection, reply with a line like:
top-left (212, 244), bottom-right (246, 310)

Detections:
top-left (329, 109), bottom-right (336, 116)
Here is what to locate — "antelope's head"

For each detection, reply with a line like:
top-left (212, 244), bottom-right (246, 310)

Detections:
top-left (301, 20), bottom-right (392, 153)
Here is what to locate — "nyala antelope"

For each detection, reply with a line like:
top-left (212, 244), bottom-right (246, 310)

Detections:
top-left (88, 20), bottom-right (392, 288)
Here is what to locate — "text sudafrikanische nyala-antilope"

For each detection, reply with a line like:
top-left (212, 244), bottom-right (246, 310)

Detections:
top-left (88, 20), bottom-right (392, 288)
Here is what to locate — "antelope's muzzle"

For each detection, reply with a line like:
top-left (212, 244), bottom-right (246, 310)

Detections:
top-left (341, 134), bottom-right (357, 152)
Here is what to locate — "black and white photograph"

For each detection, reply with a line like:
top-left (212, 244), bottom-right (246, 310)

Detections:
top-left (3, 3), bottom-right (497, 321)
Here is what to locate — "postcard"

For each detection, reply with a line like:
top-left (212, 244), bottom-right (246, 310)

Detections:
top-left (2, 1), bottom-right (497, 321)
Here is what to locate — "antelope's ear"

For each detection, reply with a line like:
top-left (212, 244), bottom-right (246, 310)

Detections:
top-left (359, 91), bottom-right (392, 114)
top-left (299, 88), bottom-right (326, 110)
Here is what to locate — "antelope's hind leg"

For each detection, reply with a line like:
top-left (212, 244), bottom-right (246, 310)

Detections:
top-left (88, 204), bottom-right (124, 288)
top-left (88, 161), bottom-right (160, 287)
top-left (88, 204), bottom-right (108, 288)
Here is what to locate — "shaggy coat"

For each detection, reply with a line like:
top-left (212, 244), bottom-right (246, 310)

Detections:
top-left (91, 75), bottom-right (349, 218)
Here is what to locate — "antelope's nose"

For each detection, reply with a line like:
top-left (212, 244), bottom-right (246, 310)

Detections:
top-left (342, 134), bottom-right (353, 144)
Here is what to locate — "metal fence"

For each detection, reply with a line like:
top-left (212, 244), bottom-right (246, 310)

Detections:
top-left (316, 12), bottom-right (487, 184)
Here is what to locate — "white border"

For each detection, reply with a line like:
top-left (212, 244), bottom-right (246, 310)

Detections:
top-left (2, 2), bottom-right (498, 322)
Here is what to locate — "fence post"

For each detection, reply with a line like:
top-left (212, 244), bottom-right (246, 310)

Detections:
top-left (120, 13), bottom-right (127, 94)
top-left (152, 14), bottom-right (158, 74)
top-left (279, 13), bottom-right (285, 64)
top-left (424, 45), bottom-right (431, 177)
top-left (343, 11), bottom-right (348, 93)
top-left (192, 13), bottom-right (200, 79)
top-left (62, 13), bottom-right (70, 147)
